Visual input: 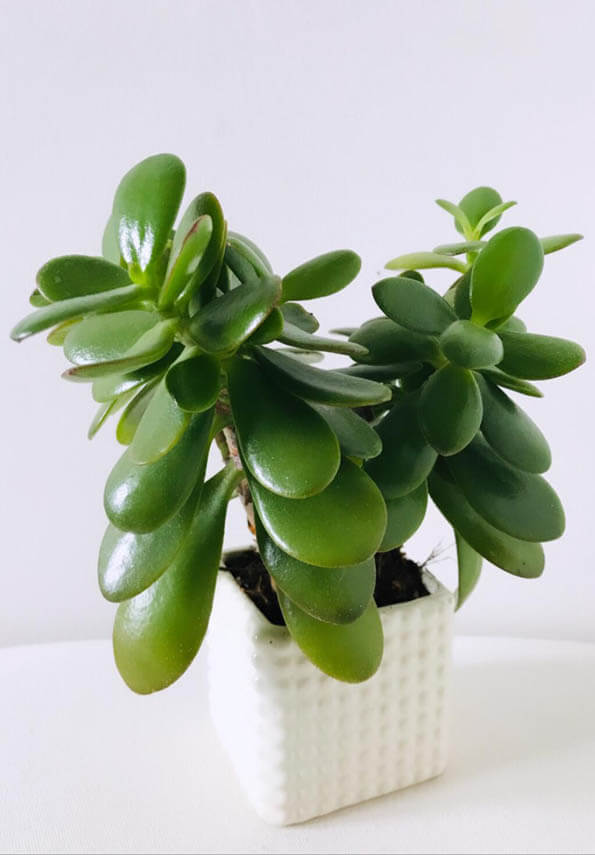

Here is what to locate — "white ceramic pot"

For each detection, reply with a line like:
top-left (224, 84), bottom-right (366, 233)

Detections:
top-left (206, 565), bottom-right (455, 825)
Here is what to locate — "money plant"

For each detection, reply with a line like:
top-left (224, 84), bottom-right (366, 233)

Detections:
top-left (11, 153), bottom-right (394, 693)
top-left (342, 187), bottom-right (585, 608)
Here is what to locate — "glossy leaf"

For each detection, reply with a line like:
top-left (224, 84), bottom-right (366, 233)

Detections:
top-left (173, 193), bottom-right (226, 310)
top-left (439, 319), bottom-right (503, 369)
top-left (456, 186), bottom-right (503, 237)
top-left (540, 233), bottom-right (583, 255)
top-left (102, 215), bottom-right (121, 264)
top-left (116, 380), bottom-right (159, 445)
top-left (428, 465), bottom-right (545, 577)
top-left (477, 374), bottom-right (551, 473)
top-left (373, 277), bottom-right (456, 335)
top-left (129, 380), bottom-right (192, 465)
top-left (470, 227), bottom-right (544, 325)
top-left (279, 349), bottom-right (324, 364)
top-left (223, 243), bottom-right (256, 284)
top-left (113, 465), bottom-right (240, 694)
top-left (254, 346), bottom-right (391, 407)
top-left (10, 284), bottom-right (143, 342)
top-left (365, 395), bottom-right (438, 498)
top-left (228, 356), bottom-right (340, 498)
top-left (480, 367), bottom-right (543, 398)
top-left (63, 310), bottom-right (158, 365)
top-left (250, 459), bottom-right (387, 568)
top-left (340, 362), bottom-right (420, 381)
top-left (165, 350), bottom-right (221, 412)
top-left (37, 255), bottom-right (131, 301)
top-left (448, 435), bottom-right (565, 542)
top-left (498, 331), bottom-right (586, 380)
top-left (246, 308), bottom-right (284, 345)
top-left (278, 591), bottom-right (383, 683)
top-left (452, 272), bottom-right (472, 320)
top-left (278, 321), bottom-right (367, 357)
top-left (104, 408), bottom-right (213, 533)
top-left (92, 342), bottom-right (183, 403)
top-left (311, 404), bottom-right (382, 460)
top-left (281, 250), bottom-right (361, 301)
top-left (228, 231), bottom-right (273, 277)
top-left (189, 275), bottom-right (281, 355)
top-left (256, 520), bottom-right (375, 624)
top-left (281, 302), bottom-right (319, 333)
top-left (433, 240), bottom-right (485, 256)
top-left (112, 153), bottom-right (185, 278)
top-left (435, 198), bottom-right (472, 234)
top-left (455, 532), bottom-right (482, 610)
top-left (420, 364), bottom-right (482, 456)
top-left (385, 251), bottom-right (466, 274)
top-left (473, 201), bottom-right (517, 236)
top-left (47, 318), bottom-right (81, 346)
top-left (379, 482), bottom-right (428, 552)
top-left (158, 215), bottom-right (213, 309)
top-left (349, 318), bottom-right (440, 365)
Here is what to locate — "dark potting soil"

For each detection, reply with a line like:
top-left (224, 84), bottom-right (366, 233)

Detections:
top-left (222, 546), bottom-right (429, 626)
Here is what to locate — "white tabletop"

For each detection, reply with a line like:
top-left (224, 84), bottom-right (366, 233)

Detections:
top-left (1, 636), bottom-right (594, 855)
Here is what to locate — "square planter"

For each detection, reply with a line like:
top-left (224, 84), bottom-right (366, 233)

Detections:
top-left (206, 566), bottom-right (455, 825)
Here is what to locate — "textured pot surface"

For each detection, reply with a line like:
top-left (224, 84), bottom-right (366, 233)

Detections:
top-left (206, 565), bottom-right (455, 825)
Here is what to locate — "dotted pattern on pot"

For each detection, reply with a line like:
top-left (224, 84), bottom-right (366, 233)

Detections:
top-left (206, 568), bottom-right (455, 825)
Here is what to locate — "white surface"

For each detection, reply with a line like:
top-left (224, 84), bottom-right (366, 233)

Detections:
top-left (1, 635), bottom-right (594, 854)
top-left (2, 0), bottom-right (595, 647)
top-left (207, 571), bottom-right (454, 823)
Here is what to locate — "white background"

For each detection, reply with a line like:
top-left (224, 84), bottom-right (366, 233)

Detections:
top-left (1, 0), bottom-right (593, 647)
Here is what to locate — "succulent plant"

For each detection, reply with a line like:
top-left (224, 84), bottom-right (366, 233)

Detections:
top-left (345, 186), bottom-right (585, 608)
top-left (11, 153), bottom-right (394, 691)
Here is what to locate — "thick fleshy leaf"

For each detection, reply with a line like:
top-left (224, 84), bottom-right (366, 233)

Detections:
top-left (448, 435), bottom-right (565, 542)
top-left (129, 380), bottom-right (192, 465)
top-left (47, 318), bottom-right (81, 346)
top-left (433, 241), bottom-right (486, 256)
top-left (281, 302), bottom-right (319, 333)
top-left (279, 349), bottom-right (324, 364)
top-left (435, 199), bottom-right (472, 234)
top-left (419, 364), bottom-right (482, 456)
top-left (439, 320), bottom-right (503, 369)
top-left (104, 408), bottom-right (213, 533)
top-left (112, 153), bottom-right (185, 277)
top-left (349, 318), bottom-right (440, 365)
top-left (250, 459), bottom-right (386, 568)
top-left (278, 322), bottom-right (367, 357)
top-left (428, 465), bottom-right (545, 577)
top-left (173, 193), bottom-right (226, 310)
top-left (498, 331), bottom-right (585, 380)
top-left (456, 186), bottom-right (503, 237)
top-left (63, 310), bottom-right (158, 365)
top-left (491, 315), bottom-right (526, 333)
top-left (340, 362), bottom-right (420, 381)
top-left (113, 465), bottom-right (240, 694)
top-left (455, 531), bottom-right (482, 609)
top-left (29, 290), bottom-right (51, 307)
top-left (92, 343), bottom-right (183, 402)
top-left (480, 367), bottom-right (543, 398)
top-left (223, 243), bottom-right (256, 284)
top-left (364, 395), bottom-right (437, 499)
top-left (62, 319), bottom-right (177, 381)
top-left (255, 520), bottom-right (375, 625)
top-left (477, 375), bottom-right (551, 473)
top-left (385, 251), bottom-right (466, 274)
top-left (189, 275), bottom-right (281, 355)
top-left (329, 326), bottom-right (355, 337)
top-left (99, 480), bottom-right (203, 602)
top-left (102, 215), bottom-right (121, 264)
top-left (116, 380), bottom-right (159, 445)
top-left (227, 231), bottom-right (273, 277)
top-left (246, 308), bottom-right (284, 345)
top-left (470, 228), bottom-right (544, 325)
top-left (165, 350), bottom-right (221, 412)
top-left (281, 250), bottom-right (361, 301)
top-left (254, 346), bottom-right (391, 407)
top-left (278, 591), bottom-right (383, 683)
top-left (311, 404), bottom-right (382, 460)
top-left (379, 482), bottom-right (428, 552)
top-left (451, 272), bottom-right (472, 319)
top-left (37, 255), bottom-right (131, 301)
top-left (228, 356), bottom-right (340, 498)
top-left (87, 386), bottom-right (136, 439)
top-left (473, 201), bottom-right (517, 236)
top-left (10, 284), bottom-right (143, 342)
top-left (373, 277), bottom-right (456, 335)
top-left (158, 215), bottom-right (213, 309)
top-left (540, 234), bottom-right (583, 255)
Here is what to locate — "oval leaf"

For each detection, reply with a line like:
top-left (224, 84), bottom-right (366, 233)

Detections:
top-left (439, 319), bottom-right (503, 369)
top-left (37, 255), bottom-right (131, 301)
top-left (282, 250), bottom-right (361, 301)
top-left (349, 318), bottom-right (439, 365)
top-left (456, 186), bottom-right (503, 237)
top-left (373, 276), bottom-right (456, 335)
top-left (379, 482), bottom-right (428, 552)
top-left (129, 380), bottom-right (192, 465)
top-left (227, 231), bottom-right (273, 277)
top-left (116, 380), bottom-right (159, 445)
top-left (63, 310), bottom-right (158, 365)
top-left (419, 364), bottom-right (482, 456)
top-left (165, 350), bottom-right (221, 413)
top-left (158, 215), bottom-right (213, 309)
top-left (455, 531), bottom-right (482, 609)
top-left (498, 331), bottom-right (586, 380)
top-left (281, 302), bottom-right (319, 333)
top-left (311, 404), bottom-right (382, 460)
top-left (92, 342), bottom-right (183, 403)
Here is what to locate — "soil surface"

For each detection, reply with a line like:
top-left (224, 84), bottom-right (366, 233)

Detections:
top-left (222, 546), bottom-right (429, 626)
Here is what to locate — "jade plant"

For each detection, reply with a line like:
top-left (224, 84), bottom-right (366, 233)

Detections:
top-left (343, 186), bottom-right (585, 607)
top-left (11, 153), bottom-right (395, 692)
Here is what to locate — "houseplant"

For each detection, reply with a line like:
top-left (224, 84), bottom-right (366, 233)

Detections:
top-left (10, 160), bottom-right (585, 824)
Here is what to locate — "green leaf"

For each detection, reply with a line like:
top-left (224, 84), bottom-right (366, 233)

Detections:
top-left (329, 326), bottom-right (355, 337)
top-left (433, 241), bottom-right (486, 256)
top-left (158, 215), bottom-right (213, 309)
top-left (29, 289), bottom-right (51, 307)
top-left (99, 480), bottom-right (203, 602)
top-left (278, 591), bottom-right (383, 683)
top-left (228, 356), bottom-right (340, 498)
top-left (349, 318), bottom-right (440, 364)
top-left (456, 186), bottom-right (503, 237)
top-left (165, 349), bottom-right (221, 413)
top-left (498, 331), bottom-right (586, 380)
top-left (112, 153), bottom-right (185, 278)
top-left (47, 318), bottom-right (81, 346)
top-left (282, 303), bottom-right (319, 333)
top-left (282, 250), bottom-right (361, 301)
top-left (10, 284), bottom-right (144, 342)
top-left (37, 255), bottom-right (131, 301)
top-left (419, 364), bottom-right (482, 456)
top-left (490, 315), bottom-right (526, 333)
top-left (365, 394), bottom-right (437, 498)
top-left (439, 320), bottom-right (504, 369)
top-left (173, 193), bottom-right (227, 311)
top-left (228, 231), bottom-right (273, 277)
top-left (435, 198), bottom-right (473, 234)
top-left (63, 310), bottom-right (158, 365)
top-left (385, 251), bottom-right (466, 274)
top-left (448, 435), bottom-right (565, 542)
top-left (373, 276), bottom-right (457, 335)
top-left (470, 227), bottom-right (544, 325)
top-left (104, 408), bottom-right (213, 533)
top-left (246, 308), bottom-right (284, 345)
top-left (278, 322), bottom-right (368, 357)
top-left (480, 367), bottom-right (543, 398)
top-left (116, 380), bottom-right (159, 445)
top-left (279, 349), bottom-right (324, 364)
top-left (477, 374), bottom-right (551, 473)
top-left (455, 531), bottom-right (482, 609)
top-left (129, 380), bottom-right (192, 465)
top-left (62, 319), bottom-right (177, 381)
top-left (254, 346), bottom-right (392, 407)
top-left (92, 343), bottom-right (183, 403)
top-left (102, 215), bottom-right (121, 264)
top-left (452, 272), bottom-right (472, 320)
top-left (223, 243), bottom-right (256, 284)
top-left (473, 201), bottom-right (517, 237)
top-left (428, 464), bottom-right (544, 577)
top-left (339, 362), bottom-right (420, 381)
top-left (113, 465), bottom-right (240, 694)
top-left (540, 233), bottom-right (583, 255)
top-left (255, 519), bottom-right (375, 625)
top-left (250, 459), bottom-right (387, 568)
top-left (311, 404), bottom-right (382, 460)
top-left (379, 482), bottom-right (428, 552)
top-left (189, 275), bottom-right (281, 355)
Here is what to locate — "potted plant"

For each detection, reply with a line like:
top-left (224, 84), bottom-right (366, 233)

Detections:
top-left (10, 160), bottom-right (585, 825)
